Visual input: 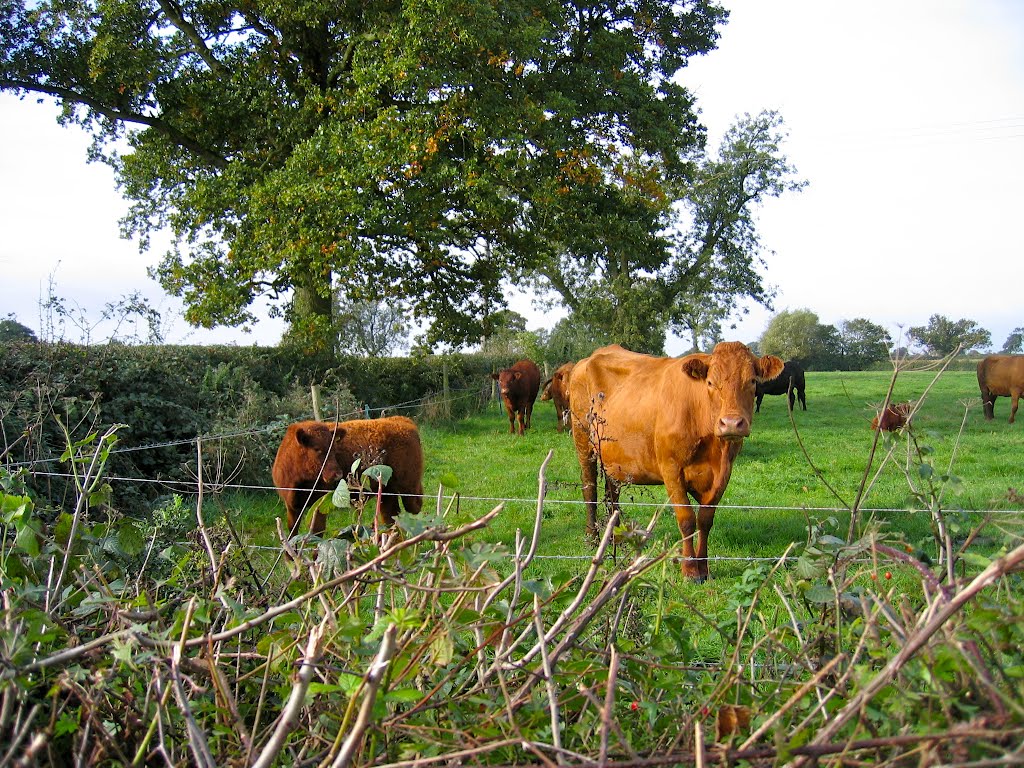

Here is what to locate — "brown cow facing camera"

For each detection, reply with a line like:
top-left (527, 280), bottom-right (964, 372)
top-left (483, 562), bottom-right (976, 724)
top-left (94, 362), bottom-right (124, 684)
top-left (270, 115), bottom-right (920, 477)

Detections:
top-left (540, 362), bottom-right (575, 433)
top-left (272, 416), bottom-right (424, 536)
top-left (977, 355), bottom-right (1024, 423)
top-left (569, 343), bottom-right (784, 581)
top-left (492, 359), bottom-right (541, 434)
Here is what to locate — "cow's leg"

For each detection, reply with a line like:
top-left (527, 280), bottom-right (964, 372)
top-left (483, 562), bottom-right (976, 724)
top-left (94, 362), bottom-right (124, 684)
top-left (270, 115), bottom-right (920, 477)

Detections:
top-left (505, 402), bottom-right (516, 433)
top-left (983, 391), bottom-right (996, 420)
top-left (573, 432), bottom-right (600, 536)
top-left (516, 409), bottom-right (526, 435)
top-left (603, 475), bottom-right (621, 529)
top-left (666, 477), bottom-right (702, 580)
top-left (288, 492), bottom-right (327, 537)
top-left (787, 385), bottom-right (795, 411)
top-left (1011, 393), bottom-right (1020, 424)
top-left (695, 504), bottom-right (716, 581)
top-left (378, 487), bottom-right (401, 525)
top-left (401, 482), bottom-right (424, 516)
top-left (286, 503), bottom-right (300, 537)
top-left (309, 507), bottom-right (328, 536)
top-left (525, 402), bottom-right (534, 430)
top-left (755, 393), bottom-right (763, 413)
top-left (799, 388), bottom-right (807, 410)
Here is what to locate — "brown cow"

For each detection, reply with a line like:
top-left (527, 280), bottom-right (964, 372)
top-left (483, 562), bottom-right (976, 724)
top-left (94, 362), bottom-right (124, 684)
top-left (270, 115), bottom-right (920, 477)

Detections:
top-left (871, 401), bottom-right (912, 432)
top-left (568, 343), bottom-right (784, 581)
top-left (540, 362), bottom-right (575, 433)
top-left (272, 416), bottom-right (424, 536)
top-left (492, 359), bottom-right (541, 434)
top-left (977, 355), bottom-right (1024, 423)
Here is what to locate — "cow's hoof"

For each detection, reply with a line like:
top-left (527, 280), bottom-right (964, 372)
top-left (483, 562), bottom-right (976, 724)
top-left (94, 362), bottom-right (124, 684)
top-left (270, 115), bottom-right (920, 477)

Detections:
top-left (680, 560), bottom-right (710, 582)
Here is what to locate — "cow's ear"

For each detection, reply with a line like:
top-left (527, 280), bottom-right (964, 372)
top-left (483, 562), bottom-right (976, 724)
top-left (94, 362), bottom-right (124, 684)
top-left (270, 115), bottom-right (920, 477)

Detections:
top-left (513, 372), bottom-right (522, 381)
top-left (681, 355), bottom-right (710, 381)
top-left (491, 372), bottom-right (499, 380)
top-left (295, 426), bottom-right (317, 447)
top-left (756, 355), bottom-right (785, 382)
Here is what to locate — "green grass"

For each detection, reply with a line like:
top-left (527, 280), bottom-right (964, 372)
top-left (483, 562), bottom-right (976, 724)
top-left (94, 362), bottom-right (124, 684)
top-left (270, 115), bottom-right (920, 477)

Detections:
top-left (222, 368), bottom-right (1023, 600)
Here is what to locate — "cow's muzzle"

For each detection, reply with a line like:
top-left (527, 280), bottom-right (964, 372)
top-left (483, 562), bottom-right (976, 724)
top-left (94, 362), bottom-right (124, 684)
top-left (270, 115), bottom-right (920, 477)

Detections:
top-left (716, 415), bottom-right (751, 440)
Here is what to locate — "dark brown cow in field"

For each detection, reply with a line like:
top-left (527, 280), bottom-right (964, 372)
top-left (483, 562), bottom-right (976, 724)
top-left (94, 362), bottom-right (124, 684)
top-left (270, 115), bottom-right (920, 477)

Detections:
top-left (871, 402), bottom-right (912, 432)
top-left (977, 355), bottom-right (1024, 423)
top-left (755, 360), bottom-right (806, 412)
top-left (272, 416), bottom-right (424, 535)
top-left (540, 362), bottom-right (575, 433)
top-left (568, 343), bottom-right (784, 581)
top-left (492, 359), bottom-right (541, 434)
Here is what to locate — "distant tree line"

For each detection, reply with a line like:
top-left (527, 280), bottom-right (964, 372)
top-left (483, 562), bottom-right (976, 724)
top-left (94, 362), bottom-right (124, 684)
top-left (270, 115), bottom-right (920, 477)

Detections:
top-left (754, 309), bottom-right (1022, 370)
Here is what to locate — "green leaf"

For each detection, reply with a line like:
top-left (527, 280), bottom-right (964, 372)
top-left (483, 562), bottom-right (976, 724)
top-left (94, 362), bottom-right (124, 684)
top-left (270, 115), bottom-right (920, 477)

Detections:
top-left (962, 551), bottom-right (992, 570)
top-left (817, 535), bottom-right (846, 549)
top-left (362, 464), bottom-right (393, 488)
top-left (307, 683), bottom-right (348, 697)
top-left (803, 583), bottom-right (834, 604)
top-left (523, 579), bottom-right (551, 600)
top-left (396, 512), bottom-right (444, 536)
top-left (439, 472), bottom-right (460, 491)
top-left (386, 688), bottom-right (424, 704)
top-left (15, 522), bottom-right (40, 557)
top-left (332, 483), bottom-right (351, 508)
top-left (88, 483), bottom-right (113, 508)
top-left (117, 520), bottom-right (146, 557)
top-left (54, 713), bottom-right (79, 738)
top-left (0, 492), bottom-right (31, 521)
top-left (430, 631), bottom-right (455, 667)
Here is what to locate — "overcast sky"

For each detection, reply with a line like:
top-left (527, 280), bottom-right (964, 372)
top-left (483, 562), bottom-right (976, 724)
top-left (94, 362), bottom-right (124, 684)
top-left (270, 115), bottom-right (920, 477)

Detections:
top-left (2, 0), bottom-right (1022, 350)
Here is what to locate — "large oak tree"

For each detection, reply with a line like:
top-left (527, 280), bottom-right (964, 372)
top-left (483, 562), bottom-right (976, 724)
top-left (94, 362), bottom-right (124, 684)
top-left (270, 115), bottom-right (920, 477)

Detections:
top-left (2, 0), bottom-right (727, 351)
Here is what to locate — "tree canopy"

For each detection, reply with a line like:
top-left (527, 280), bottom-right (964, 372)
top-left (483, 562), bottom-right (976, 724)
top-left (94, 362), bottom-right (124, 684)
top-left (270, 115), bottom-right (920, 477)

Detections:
top-left (0, 315), bottom-right (36, 343)
top-left (907, 315), bottom-right (991, 357)
top-left (759, 310), bottom-right (892, 370)
top-left (529, 110), bottom-right (804, 354)
top-left (2, 0), bottom-right (729, 351)
top-left (1001, 327), bottom-right (1024, 354)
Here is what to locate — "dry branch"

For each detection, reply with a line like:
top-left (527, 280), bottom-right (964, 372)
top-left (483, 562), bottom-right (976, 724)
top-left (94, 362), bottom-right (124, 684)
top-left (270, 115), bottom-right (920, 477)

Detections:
top-left (795, 541), bottom-right (1024, 761)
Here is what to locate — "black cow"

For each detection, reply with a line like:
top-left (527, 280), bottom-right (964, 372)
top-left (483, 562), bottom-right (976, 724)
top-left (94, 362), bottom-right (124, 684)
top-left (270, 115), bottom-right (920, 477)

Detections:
top-left (755, 360), bottom-right (806, 413)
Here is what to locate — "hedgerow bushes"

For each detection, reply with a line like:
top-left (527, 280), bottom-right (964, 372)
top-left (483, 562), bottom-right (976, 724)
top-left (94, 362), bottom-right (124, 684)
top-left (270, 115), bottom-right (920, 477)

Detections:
top-left (2, 428), bottom-right (1023, 766)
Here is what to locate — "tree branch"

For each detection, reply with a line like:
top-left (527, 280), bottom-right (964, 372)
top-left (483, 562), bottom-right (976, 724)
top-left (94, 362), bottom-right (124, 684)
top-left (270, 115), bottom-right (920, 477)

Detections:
top-left (155, 0), bottom-right (228, 77)
top-left (0, 79), bottom-right (228, 169)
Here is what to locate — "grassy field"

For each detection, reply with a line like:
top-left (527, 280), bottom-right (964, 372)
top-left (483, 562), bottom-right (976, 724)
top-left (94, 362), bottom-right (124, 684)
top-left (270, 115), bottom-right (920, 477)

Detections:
top-left (227, 368), bottom-right (1023, 599)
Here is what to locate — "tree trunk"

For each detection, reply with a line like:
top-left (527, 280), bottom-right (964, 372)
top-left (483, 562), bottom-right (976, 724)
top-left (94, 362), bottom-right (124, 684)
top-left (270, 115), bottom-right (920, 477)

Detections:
top-left (287, 273), bottom-right (336, 355)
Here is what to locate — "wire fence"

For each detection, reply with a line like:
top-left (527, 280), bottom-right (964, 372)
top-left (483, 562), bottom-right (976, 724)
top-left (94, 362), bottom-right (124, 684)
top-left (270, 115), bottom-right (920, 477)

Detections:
top-left (6, 386), bottom-right (1024, 566)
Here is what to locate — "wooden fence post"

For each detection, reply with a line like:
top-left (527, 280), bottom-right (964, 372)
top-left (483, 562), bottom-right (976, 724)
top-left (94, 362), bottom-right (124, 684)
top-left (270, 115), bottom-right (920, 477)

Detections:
top-left (311, 384), bottom-right (322, 421)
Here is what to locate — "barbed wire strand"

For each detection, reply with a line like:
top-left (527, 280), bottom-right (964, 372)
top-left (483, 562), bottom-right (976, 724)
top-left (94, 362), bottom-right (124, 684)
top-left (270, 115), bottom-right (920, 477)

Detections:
top-left (20, 468), bottom-right (1024, 517)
